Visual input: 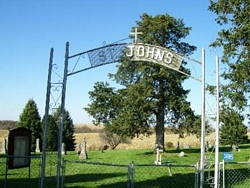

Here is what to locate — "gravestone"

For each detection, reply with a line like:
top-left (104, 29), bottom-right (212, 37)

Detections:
top-left (61, 142), bottom-right (66, 155)
top-left (1, 137), bottom-right (6, 154)
top-left (184, 143), bottom-right (190, 149)
top-left (79, 138), bottom-right (88, 160)
top-left (35, 138), bottom-right (40, 153)
top-left (178, 151), bottom-right (185, 157)
top-left (232, 144), bottom-right (238, 151)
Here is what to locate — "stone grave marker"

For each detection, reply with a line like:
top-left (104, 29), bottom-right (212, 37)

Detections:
top-left (79, 138), bottom-right (88, 159)
top-left (184, 143), bottom-right (190, 149)
top-left (178, 151), bottom-right (185, 157)
top-left (1, 137), bottom-right (6, 154)
top-left (61, 142), bottom-right (66, 155)
top-left (35, 138), bottom-right (40, 153)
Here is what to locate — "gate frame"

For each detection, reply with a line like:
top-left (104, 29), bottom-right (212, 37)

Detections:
top-left (40, 38), bottom-right (207, 188)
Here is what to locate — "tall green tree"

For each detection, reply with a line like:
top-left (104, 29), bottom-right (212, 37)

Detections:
top-left (86, 13), bottom-right (196, 150)
top-left (41, 115), bottom-right (58, 151)
top-left (53, 107), bottom-right (76, 151)
top-left (190, 115), bottom-right (214, 138)
top-left (208, 1), bottom-right (250, 111)
top-left (220, 106), bottom-right (249, 147)
top-left (19, 99), bottom-right (42, 151)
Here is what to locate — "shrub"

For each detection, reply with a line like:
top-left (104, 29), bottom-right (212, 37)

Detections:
top-left (99, 131), bottom-right (131, 150)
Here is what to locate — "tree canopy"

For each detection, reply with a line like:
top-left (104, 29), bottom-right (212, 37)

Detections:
top-left (42, 115), bottom-right (58, 151)
top-left (85, 13), bottom-right (197, 150)
top-left (52, 107), bottom-right (76, 151)
top-left (19, 99), bottom-right (42, 151)
top-left (220, 106), bottom-right (249, 147)
top-left (208, 0), bottom-right (250, 111)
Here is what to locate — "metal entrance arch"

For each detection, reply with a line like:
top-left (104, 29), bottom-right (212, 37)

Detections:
top-left (41, 41), bottom-right (206, 188)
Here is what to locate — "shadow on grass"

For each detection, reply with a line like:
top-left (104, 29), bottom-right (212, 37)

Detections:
top-left (62, 171), bottom-right (196, 188)
top-left (0, 177), bottom-right (43, 188)
top-left (64, 172), bottom-right (127, 188)
top-left (0, 167), bottom-right (249, 188)
top-left (141, 148), bottom-right (201, 156)
top-left (66, 167), bottom-right (250, 188)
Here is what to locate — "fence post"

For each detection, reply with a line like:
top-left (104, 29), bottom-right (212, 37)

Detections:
top-left (127, 162), bottom-right (135, 188)
top-left (195, 162), bottom-right (199, 188)
top-left (61, 159), bottom-right (66, 188)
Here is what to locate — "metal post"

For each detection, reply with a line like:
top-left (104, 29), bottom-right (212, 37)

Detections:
top-left (214, 56), bottom-right (220, 188)
top-left (222, 160), bottom-right (225, 188)
top-left (40, 48), bottom-right (54, 188)
top-left (200, 48), bottom-right (205, 188)
top-left (195, 162), bottom-right (199, 188)
top-left (56, 42), bottom-right (69, 188)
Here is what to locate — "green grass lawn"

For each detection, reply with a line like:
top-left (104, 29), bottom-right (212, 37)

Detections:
top-left (62, 145), bottom-right (250, 188)
top-left (0, 145), bottom-right (250, 188)
top-left (62, 144), bottom-right (250, 164)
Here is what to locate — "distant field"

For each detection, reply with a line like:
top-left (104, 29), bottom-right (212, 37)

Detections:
top-left (73, 124), bottom-right (216, 150)
top-left (1, 124), bottom-right (250, 151)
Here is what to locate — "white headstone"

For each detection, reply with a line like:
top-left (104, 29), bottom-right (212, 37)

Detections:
top-left (178, 151), bottom-right (185, 157)
top-left (184, 143), bottom-right (190, 149)
top-left (61, 142), bottom-right (66, 155)
top-left (1, 138), bottom-right (6, 154)
top-left (232, 144), bottom-right (237, 151)
top-left (35, 138), bottom-right (40, 153)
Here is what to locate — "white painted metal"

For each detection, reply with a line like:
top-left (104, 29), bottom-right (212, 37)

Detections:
top-left (223, 160), bottom-right (225, 188)
top-left (200, 48), bottom-right (206, 188)
top-left (130, 27), bottom-right (142, 43)
top-left (214, 56), bottom-right (220, 188)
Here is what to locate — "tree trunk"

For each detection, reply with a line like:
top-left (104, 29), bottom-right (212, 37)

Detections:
top-left (155, 102), bottom-right (165, 151)
top-left (155, 78), bottom-right (166, 151)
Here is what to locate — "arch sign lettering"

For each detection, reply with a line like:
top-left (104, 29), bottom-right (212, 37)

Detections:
top-left (126, 43), bottom-right (183, 70)
top-left (67, 42), bottom-right (184, 76)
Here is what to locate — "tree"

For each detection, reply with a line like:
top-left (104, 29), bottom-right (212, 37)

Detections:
top-left (53, 107), bottom-right (76, 151)
top-left (168, 101), bottom-right (196, 138)
top-left (169, 114), bottom-right (213, 138)
top-left (208, 1), bottom-right (250, 111)
top-left (190, 115), bottom-right (214, 138)
top-left (208, 1), bottom-right (250, 147)
top-left (86, 13), bottom-right (196, 150)
top-left (41, 115), bottom-right (58, 151)
top-left (220, 106), bottom-right (249, 148)
top-left (19, 99), bottom-right (42, 151)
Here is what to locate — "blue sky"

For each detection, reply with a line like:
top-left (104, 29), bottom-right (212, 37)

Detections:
top-left (1, 1), bottom-right (222, 124)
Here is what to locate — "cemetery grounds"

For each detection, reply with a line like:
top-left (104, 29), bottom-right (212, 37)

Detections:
top-left (0, 129), bottom-right (250, 187)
